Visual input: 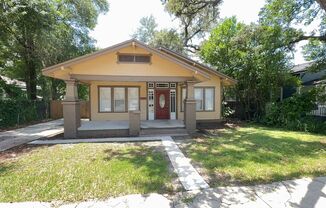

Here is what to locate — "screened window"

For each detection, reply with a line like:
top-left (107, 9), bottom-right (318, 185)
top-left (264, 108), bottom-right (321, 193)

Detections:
top-left (195, 88), bottom-right (204, 111)
top-left (118, 54), bottom-right (151, 63)
top-left (205, 88), bottom-right (214, 111)
top-left (114, 87), bottom-right (126, 112)
top-left (99, 86), bottom-right (139, 113)
top-left (128, 87), bottom-right (139, 111)
top-left (181, 87), bottom-right (215, 112)
top-left (99, 87), bottom-right (111, 112)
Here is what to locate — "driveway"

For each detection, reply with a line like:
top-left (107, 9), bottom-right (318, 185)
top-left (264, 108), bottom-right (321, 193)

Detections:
top-left (0, 119), bottom-right (63, 152)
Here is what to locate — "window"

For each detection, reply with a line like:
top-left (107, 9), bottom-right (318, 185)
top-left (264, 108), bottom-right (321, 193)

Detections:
top-left (148, 82), bottom-right (154, 88)
top-left (128, 87), bottom-right (139, 111)
top-left (155, 83), bottom-right (169, 88)
top-left (181, 88), bottom-right (186, 111)
top-left (99, 87), bottom-right (111, 112)
top-left (195, 88), bottom-right (204, 111)
top-left (99, 86), bottom-right (140, 113)
top-left (181, 87), bottom-right (215, 112)
top-left (118, 54), bottom-right (151, 63)
top-left (170, 83), bottom-right (176, 88)
top-left (205, 88), bottom-right (214, 111)
top-left (114, 88), bottom-right (125, 112)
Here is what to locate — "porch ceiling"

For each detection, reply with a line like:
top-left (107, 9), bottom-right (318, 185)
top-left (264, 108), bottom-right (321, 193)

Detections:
top-left (70, 74), bottom-right (199, 82)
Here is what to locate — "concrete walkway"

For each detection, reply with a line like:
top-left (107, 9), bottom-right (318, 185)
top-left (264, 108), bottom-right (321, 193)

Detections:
top-left (0, 119), bottom-right (63, 151)
top-left (1, 177), bottom-right (325, 208)
top-left (162, 136), bottom-right (209, 191)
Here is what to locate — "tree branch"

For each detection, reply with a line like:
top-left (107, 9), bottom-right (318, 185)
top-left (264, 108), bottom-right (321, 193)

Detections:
top-left (289, 34), bottom-right (326, 44)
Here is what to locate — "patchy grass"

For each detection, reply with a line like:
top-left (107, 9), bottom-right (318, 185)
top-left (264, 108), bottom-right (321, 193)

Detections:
top-left (0, 143), bottom-right (175, 202)
top-left (181, 124), bottom-right (326, 186)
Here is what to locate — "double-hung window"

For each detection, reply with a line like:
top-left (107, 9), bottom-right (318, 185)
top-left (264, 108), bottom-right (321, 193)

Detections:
top-left (114, 87), bottom-right (126, 112)
top-left (99, 87), bottom-right (111, 112)
top-left (128, 87), bottom-right (139, 110)
top-left (99, 86), bottom-right (139, 112)
top-left (181, 87), bottom-right (215, 111)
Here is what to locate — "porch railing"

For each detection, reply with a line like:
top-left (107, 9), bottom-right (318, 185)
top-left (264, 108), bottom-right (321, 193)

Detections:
top-left (309, 104), bottom-right (326, 117)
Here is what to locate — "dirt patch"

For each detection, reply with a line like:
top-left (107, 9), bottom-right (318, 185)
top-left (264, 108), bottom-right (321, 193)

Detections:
top-left (0, 144), bottom-right (52, 162)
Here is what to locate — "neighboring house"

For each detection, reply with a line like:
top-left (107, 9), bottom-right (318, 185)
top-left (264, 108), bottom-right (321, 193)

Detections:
top-left (283, 62), bottom-right (326, 117)
top-left (0, 75), bottom-right (42, 99)
top-left (42, 39), bottom-right (237, 138)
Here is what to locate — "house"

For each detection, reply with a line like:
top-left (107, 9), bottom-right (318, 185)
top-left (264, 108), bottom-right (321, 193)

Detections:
top-left (42, 39), bottom-right (237, 138)
top-left (0, 75), bottom-right (42, 99)
top-left (283, 62), bottom-right (326, 117)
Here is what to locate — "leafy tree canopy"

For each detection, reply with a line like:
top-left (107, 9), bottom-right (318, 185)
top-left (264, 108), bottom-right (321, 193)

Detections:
top-left (132, 15), bottom-right (184, 53)
top-left (0, 0), bottom-right (109, 100)
top-left (259, 0), bottom-right (326, 71)
top-left (161, 0), bottom-right (222, 52)
top-left (200, 17), bottom-right (298, 119)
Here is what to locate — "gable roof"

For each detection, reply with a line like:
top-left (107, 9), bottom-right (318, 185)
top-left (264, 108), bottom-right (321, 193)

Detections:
top-left (42, 39), bottom-right (237, 84)
top-left (158, 47), bottom-right (237, 83)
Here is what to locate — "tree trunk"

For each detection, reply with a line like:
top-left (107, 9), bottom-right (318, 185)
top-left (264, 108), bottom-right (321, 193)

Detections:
top-left (24, 36), bottom-right (38, 100)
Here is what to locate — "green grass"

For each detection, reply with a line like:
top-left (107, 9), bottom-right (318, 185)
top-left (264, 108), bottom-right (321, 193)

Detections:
top-left (0, 143), bottom-right (175, 202)
top-left (182, 125), bottom-right (326, 186)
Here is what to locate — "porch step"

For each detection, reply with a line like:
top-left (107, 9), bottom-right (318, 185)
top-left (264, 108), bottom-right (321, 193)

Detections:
top-left (140, 128), bottom-right (188, 136)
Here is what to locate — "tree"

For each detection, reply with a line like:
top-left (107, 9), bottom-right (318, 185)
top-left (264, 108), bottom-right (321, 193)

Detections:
top-left (161, 0), bottom-right (222, 52)
top-left (132, 15), bottom-right (157, 43)
top-left (0, 0), bottom-right (109, 100)
top-left (200, 17), bottom-right (296, 119)
top-left (259, 0), bottom-right (326, 70)
top-left (149, 29), bottom-right (184, 53)
top-left (132, 15), bottom-right (185, 53)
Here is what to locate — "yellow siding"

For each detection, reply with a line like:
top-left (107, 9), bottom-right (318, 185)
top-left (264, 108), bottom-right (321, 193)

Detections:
top-left (177, 76), bottom-right (221, 120)
top-left (70, 45), bottom-right (207, 80)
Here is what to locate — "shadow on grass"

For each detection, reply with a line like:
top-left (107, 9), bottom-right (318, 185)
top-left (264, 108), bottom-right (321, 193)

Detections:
top-left (185, 127), bottom-right (326, 186)
top-left (102, 145), bottom-right (175, 193)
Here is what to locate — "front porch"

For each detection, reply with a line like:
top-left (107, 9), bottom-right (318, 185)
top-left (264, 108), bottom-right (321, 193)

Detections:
top-left (78, 119), bottom-right (187, 138)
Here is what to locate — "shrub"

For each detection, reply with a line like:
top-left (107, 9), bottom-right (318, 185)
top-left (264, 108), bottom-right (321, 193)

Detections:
top-left (0, 100), bottom-right (49, 128)
top-left (263, 89), bottom-right (326, 134)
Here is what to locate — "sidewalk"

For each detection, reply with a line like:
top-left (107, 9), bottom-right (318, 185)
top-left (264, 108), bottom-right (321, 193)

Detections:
top-left (1, 177), bottom-right (325, 208)
top-left (0, 119), bottom-right (63, 152)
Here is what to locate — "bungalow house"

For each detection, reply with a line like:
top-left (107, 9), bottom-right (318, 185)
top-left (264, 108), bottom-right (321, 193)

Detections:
top-left (42, 39), bottom-right (237, 138)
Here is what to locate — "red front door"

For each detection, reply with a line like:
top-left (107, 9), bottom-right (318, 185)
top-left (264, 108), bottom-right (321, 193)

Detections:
top-left (155, 89), bottom-right (170, 119)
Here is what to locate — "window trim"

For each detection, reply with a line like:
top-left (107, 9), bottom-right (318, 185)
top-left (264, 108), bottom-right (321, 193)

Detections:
top-left (98, 86), bottom-right (140, 113)
top-left (181, 86), bottom-right (215, 112)
top-left (116, 53), bottom-right (152, 64)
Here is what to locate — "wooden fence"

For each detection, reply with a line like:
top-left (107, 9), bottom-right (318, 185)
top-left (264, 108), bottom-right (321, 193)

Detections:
top-left (50, 100), bottom-right (90, 119)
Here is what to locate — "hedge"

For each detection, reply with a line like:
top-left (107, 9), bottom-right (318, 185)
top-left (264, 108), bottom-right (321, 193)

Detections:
top-left (0, 100), bottom-right (49, 128)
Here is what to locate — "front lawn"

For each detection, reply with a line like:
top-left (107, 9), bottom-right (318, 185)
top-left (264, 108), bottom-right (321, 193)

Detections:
top-left (180, 124), bottom-right (326, 186)
top-left (0, 143), bottom-right (175, 202)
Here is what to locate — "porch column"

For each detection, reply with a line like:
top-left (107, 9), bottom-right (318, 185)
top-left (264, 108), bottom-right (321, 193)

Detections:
top-left (62, 79), bottom-right (80, 138)
top-left (184, 81), bottom-right (197, 133)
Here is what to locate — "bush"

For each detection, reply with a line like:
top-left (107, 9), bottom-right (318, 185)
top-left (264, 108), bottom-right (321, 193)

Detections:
top-left (0, 100), bottom-right (49, 128)
top-left (263, 89), bottom-right (326, 134)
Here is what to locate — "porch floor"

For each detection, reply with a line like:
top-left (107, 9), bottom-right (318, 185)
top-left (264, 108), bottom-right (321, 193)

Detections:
top-left (78, 120), bottom-right (185, 131)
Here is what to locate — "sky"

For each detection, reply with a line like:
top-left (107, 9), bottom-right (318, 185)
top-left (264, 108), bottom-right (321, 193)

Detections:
top-left (90, 0), bottom-right (305, 64)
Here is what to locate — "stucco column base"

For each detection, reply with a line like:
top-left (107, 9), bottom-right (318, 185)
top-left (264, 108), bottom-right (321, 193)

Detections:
top-left (129, 111), bottom-right (141, 136)
top-left (62, 101), bottom-right (80, 138)
top-left (184, 99), bottom-right (196, 133)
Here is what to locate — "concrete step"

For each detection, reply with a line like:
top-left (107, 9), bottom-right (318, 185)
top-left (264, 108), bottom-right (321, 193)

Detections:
top-left (140, 128), bottom-right (188, 136)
